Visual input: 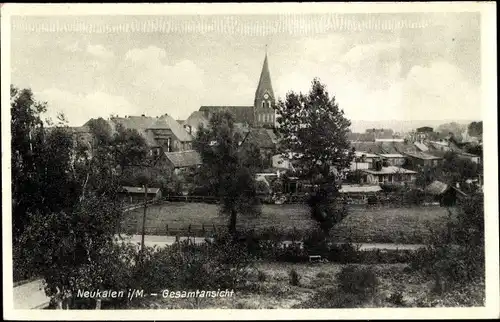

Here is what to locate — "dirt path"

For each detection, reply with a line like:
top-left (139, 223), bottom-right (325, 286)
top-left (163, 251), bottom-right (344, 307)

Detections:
top-left (13, 279), bottom-right (50, 309)
top-left (116, 234), bottom-right (426, 251)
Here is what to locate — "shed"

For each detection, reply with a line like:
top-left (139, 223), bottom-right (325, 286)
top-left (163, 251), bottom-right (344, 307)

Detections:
top-left (424, 180), bottom-right (456, 206)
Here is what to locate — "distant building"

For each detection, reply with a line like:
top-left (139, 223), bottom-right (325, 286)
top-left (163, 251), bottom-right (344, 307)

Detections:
top-left (107, 114), bottom-right (193, 154)
top-left (456, 152), bottom-right (481, 164)
top-left (163, 150), bottom-right (202, 174)
top-left (119, 186), bottom-right (162, 204)
top-left (360, 166), bottom-right (417, 185)
top-left (416, 126), bottom-right (434, 133)
top-left (239, 127), bottom-right (279, 169)
top-left (378, 153), bottom-right (405, 166)
top-left (181, 111), bottom-right (209, 137)
top-left (403, 151), bottom-right (443, 170)
top-left (424, 180), bottom-right (464, 206)
top-left (350, 151), bottom-right (378, 171)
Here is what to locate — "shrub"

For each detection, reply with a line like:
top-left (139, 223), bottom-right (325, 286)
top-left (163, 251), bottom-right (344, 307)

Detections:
top-left (298, 287), bottom-right (367, 308)
top-left (336, 266), bottom-right (379, 295)
top-left (257, 270), bottom-right (267, 282)
top-left (387, 291), bottom-right (406, 306)
top-left (289, 268), bottom-right (301, 286)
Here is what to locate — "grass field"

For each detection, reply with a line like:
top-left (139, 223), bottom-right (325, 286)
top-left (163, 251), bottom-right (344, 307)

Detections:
top-left (121, 202), bottom-right (451, 244)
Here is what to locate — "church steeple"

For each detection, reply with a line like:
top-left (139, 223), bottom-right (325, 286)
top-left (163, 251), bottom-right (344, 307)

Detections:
top-left (254, 50), bottom-right (275, 109)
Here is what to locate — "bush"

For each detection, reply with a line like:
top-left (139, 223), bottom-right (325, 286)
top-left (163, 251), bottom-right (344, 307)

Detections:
top-left (257, 270), bottom-right (267, 282)
top-left (336, 266), bottom-right (379, 295)
top-left (289, 268), bottom-right (301, 286)
top-left (297, 287), bottom-right (367, 308)
top-left (387, 291), bottom-right (406, 306)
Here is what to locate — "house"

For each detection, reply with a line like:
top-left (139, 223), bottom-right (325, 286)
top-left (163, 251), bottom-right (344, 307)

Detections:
top-left (199, 53), bottom-right (276, 129)
top-left (106, 114), bottom-right (193, 154)
top-left (350, 151), bottom-right (378, 170)
top-left (119, 186), bottom-right (162, 204)
top-left (339, 184), bottom-right (382, 194)
top-left (456, 152), bottom-right (481, 164)
top-left (360, 166), bottom-right (417, 185)
top-left (272, 154), bottom-right (293, 170)
top-left (403, 151), bottom-right (443, 170)
top-left (239, 127), bottom-right (279, 168)
top-left (378, 153), bottom-right (405, 166)
top-left (414, 141), bottom-right (429, 152)
top-left (163, 150), bottom-right (202, 174)
top-left (339, 184), bottom-right (382, 205)
top-left (181, 111), bottom-right (209, 137)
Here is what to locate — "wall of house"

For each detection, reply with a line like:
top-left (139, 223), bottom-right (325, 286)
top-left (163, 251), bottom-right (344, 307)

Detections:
top-left (385, 158), bottom-right (406, 166)
top-left (350, 162), bottom-right (370, 171)
top-left (365, 173), bottom-right (416, 184)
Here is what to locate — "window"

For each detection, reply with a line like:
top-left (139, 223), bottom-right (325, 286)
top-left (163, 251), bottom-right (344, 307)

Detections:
top-left (167, 138), bottom-right (172, 152)
top-left (262, 101), bottom-right (265, 108)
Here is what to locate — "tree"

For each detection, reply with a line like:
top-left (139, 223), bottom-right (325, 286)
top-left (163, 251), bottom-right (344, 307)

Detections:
top-left (111, 123), bottom-right (149, 174)
top-left (437, 122), bottom-right (466, 141)
top-left (467, 121), bottom-right (483, 138)
top-left (11, 86), bottom-right (131, 308)
top-left (276, 78), bottom-right (353, 233)
top-left (193, 111), bottom-right (261, 236)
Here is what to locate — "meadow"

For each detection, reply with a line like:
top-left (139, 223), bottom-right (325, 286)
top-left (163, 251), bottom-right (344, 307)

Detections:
top-left (121, 202), bottom-right (451, 244)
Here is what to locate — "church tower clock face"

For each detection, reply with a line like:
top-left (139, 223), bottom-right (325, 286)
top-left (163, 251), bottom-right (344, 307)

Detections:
top-left (264, 93), bottom-right (269, 100)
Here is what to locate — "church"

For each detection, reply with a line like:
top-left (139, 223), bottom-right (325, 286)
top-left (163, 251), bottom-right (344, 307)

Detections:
top-left (182, 52), bottom-right (277, 134)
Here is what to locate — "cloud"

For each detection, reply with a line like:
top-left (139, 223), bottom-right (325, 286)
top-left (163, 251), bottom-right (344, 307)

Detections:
top-left (275, 39), bottom-right (481, 122)
top-left (86, 44), bottom-right (115, 59)
top-left (122, 46), bottom-right (206, 119)
top-left (36, 88), bottom-right (137, 126)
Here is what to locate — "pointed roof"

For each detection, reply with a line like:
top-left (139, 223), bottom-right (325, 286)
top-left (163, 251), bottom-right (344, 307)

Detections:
top-left (254, 53), bottom-right (274, 103)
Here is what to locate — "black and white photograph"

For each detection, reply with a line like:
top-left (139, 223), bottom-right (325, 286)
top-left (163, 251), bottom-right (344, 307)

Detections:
top-left (2, 2), bottom-right (498, 320)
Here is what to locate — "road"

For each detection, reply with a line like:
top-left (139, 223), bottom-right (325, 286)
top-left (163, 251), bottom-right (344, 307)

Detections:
top-left (116, 234), bottom-right (426, 251)
top-left (13, 278), bottom-right (50, 309)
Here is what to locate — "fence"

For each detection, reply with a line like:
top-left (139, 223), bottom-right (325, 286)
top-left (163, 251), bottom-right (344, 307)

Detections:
top-left (120, 220), bottom-right (224, 237)
top-left (119, 219), bottom-right (311, 240)
top-left (163, 194), bottom-right (309, 204)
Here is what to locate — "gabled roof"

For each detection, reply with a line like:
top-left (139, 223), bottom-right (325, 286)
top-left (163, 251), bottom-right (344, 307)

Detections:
top-left (340, 185), bottom-right (382, 193)
top-left (241, 127), bottom-right (277, 149)
top-left (404, 151), bottom-right (443, 160)
top-left (425, 180), bottom-right (449, 195)
top-left (379, 153), bottom-right (404, 158)
top-left (348, 132), bottom-right (376, 142)
top-left (110, 115), bottom-right (193, 143)
top-left (354, 151), bottom-right (379, 158)
top-left (414, 142), bottom-right (429, 152)
top-left (199, 106), bottom-right (254, 124)
top-left (164, 150), bottom-right (202, 168)
top-left (184, 111), bottom-right (209, 131)
top-left (121, 186), bottom-right (160, 194)
top-left (361, 166), bottom-right (417, 175)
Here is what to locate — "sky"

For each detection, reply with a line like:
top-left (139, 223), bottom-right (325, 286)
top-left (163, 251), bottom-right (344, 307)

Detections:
top-left (10, 13), bottom-right (482, 127)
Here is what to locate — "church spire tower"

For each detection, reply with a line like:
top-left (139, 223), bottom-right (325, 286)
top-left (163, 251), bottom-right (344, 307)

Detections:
top-left (254, 48), bottom-right (275, 109)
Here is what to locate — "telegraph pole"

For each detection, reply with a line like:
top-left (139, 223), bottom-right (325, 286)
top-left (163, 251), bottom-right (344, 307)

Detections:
top-left (140, 184), bottom-right (148, 258)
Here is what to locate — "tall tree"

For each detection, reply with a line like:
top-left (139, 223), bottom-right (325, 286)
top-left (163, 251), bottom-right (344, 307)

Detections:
top-left (276, 78), bottom-right (354, 233)
top-left (11, 87), bottom-right (129, 308)
top-left (112, 123), bottom-right (149, 174)
top-left (193, 111), bottom-right (261, 236)
top-left (467, 121), bottom-right (483, 138)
